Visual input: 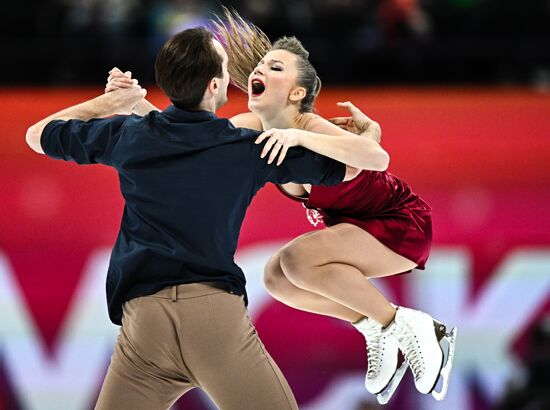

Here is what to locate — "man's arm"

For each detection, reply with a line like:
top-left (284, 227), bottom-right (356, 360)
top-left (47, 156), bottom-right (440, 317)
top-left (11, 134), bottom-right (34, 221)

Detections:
top-left (253, 140), bottom-right (346, 187)
top-left (26, 86), bottom-right (146, 154)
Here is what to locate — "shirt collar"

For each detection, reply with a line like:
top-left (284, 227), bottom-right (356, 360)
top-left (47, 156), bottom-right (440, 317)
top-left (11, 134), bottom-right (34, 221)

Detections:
top-left (162, 105), bottom-right (218, 122)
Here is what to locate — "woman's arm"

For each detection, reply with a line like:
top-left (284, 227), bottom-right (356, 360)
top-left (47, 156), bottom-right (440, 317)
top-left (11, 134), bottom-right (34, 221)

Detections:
top-left (133, 99), bottom-right (161, 116)
top-left (256, 117), bottom-right (389, 171)
top-left (303, 115), bottom-right (388, 170)
top-left (230, 114), bottom-right (312, 192)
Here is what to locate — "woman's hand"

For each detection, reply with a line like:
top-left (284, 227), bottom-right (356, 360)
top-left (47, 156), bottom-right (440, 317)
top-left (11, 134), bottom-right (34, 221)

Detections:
top-left (105, 67), bottom-right (136, 93)
top-left (104, 67), bottom-right (159, 115)
top-left (255, 128), bottom-right (304, 165)
top-left (329, 101), bottom-right (382, 143)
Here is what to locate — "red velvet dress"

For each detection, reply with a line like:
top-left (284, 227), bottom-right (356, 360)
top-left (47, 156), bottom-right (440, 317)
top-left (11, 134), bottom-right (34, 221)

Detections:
top-left (278, 170), bottom-right (432, 270)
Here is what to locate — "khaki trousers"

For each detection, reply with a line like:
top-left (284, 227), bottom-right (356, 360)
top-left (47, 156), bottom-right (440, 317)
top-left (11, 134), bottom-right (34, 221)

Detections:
top-left (95, 283), bottom-right (298, 410)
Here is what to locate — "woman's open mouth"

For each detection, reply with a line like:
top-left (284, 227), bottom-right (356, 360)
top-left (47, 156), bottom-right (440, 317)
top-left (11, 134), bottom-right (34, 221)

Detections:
top-left (251, 78), bottom-right (266, 97)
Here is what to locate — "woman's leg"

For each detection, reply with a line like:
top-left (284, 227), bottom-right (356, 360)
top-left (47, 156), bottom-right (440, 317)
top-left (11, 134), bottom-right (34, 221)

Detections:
top-left (264, 250), bottom-right (363, 322)
top-left (264, 223), bottom-right (417, 327)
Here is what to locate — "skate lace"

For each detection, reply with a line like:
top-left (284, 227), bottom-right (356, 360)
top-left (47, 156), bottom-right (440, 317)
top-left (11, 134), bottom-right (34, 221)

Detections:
top-left (395, 322), bottom-right (425, 380)
top-left (364, 325), bottom-right (383, 379)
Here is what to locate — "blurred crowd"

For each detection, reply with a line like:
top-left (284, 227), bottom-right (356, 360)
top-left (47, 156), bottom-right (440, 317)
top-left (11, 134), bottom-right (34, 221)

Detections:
top-left (3, 0), bottom-right (550, 85)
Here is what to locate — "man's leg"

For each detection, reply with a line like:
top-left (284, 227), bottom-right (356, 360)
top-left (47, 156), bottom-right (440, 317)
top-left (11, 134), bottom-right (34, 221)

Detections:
top-left (95, 295), bottom-right (196, 410)
top-left (176, 286), bottom-right (298, 410)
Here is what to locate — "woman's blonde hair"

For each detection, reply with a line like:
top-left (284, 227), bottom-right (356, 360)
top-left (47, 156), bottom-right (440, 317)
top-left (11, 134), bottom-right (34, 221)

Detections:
top-left (211, 7), bottom-right (321, 113)
top-left (211, 7), bottom-right (272, 93)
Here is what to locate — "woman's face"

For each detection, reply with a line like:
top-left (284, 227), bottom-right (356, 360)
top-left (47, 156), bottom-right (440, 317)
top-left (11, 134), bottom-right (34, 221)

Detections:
top-left (247, 49), bottom-right (302, 114)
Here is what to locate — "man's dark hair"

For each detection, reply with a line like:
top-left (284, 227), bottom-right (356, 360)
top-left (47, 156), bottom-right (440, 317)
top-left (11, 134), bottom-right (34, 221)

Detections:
top-left (155, 27), bottom-right (223, 111)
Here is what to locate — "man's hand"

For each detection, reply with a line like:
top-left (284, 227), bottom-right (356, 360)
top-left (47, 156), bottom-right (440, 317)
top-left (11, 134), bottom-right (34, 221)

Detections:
top-left (102, 85), bottom-right (147, 115)
top-left (105, 67), bottom-right (135, 93)
top-left (329, 101), bottom-right (382, 143)
top-left (105, 67), bottom-right (160, 116)
top-left (255, 128), bottom-right (303, 166)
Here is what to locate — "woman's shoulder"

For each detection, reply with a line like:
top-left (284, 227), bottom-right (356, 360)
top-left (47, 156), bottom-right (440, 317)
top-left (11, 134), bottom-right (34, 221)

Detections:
top-left (297, 112), bottom-right (324, 130)
top-left (229, 112), bottom-right (263, 131)
top-left (298, 112), bottom-right (351, 137)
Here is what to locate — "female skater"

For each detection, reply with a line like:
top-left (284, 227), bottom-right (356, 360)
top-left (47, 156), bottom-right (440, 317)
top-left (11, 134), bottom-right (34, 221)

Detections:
top-left (213, 12), bottom-right (456, 402)
top-left (106, 13), bottom-right (455, 402)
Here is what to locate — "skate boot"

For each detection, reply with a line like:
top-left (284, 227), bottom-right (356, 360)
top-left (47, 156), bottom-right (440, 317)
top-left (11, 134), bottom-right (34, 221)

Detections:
top-left (384, 307), bottom-right (457, 400)
top-left (353, 317), bottom-right (408, 404)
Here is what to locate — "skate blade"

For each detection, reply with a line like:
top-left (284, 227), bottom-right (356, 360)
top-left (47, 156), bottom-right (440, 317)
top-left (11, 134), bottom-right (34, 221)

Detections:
top-left (431, 327), bottom-right (457, 401)
top-left (376, 362), bottom-right (408, 405)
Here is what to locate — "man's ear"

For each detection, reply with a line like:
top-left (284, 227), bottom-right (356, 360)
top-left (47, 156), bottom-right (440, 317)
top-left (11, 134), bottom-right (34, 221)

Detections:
top-left (208, 77), bottom-right (219, 95)
top-left (289, 86), bottom-right (306, 102)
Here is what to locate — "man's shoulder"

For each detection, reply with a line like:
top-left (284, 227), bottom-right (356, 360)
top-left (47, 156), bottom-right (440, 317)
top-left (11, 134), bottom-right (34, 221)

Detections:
top-left (223, 118), bottom-right (262, 142)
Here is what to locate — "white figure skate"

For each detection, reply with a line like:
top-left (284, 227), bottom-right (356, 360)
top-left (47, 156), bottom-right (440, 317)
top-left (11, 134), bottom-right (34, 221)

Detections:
top-left (385, 307), bottom-right (457, 400)
top-left (354, 317), bottom-right (408, 404)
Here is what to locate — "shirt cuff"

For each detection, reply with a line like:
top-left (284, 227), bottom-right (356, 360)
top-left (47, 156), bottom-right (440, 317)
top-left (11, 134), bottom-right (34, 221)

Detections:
top-left (40, 120), bottom-right (65, 159)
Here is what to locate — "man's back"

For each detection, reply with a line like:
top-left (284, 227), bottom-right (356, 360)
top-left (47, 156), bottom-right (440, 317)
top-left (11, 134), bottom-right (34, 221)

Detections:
top-left (41, 105), bottom-right (345, 324)
top-left (28, 26), bottom-right (331, 410)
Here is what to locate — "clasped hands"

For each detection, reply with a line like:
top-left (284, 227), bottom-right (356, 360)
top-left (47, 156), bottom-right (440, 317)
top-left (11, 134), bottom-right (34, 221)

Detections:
top-left (102, 68), bottom-right (146, 115)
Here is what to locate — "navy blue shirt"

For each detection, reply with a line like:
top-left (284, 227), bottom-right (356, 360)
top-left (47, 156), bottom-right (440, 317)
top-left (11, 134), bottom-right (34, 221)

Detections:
top-left (41, 105), bottom-right (345, 325)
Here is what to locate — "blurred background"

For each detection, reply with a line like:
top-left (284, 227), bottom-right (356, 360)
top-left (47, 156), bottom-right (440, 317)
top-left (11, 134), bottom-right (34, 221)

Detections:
top-left (1, 1), bottom-right (549, 410)
top-left (3, 0), bottom-right (550, 86)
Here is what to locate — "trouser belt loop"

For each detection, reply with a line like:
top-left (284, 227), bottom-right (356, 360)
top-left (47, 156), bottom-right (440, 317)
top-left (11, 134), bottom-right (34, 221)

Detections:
top-left (171, 285), bottom-right (177, 302)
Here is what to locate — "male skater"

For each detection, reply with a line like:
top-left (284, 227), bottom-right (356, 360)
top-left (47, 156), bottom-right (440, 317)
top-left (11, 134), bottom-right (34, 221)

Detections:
top-left (26, 28), bottom-right (348, 409)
